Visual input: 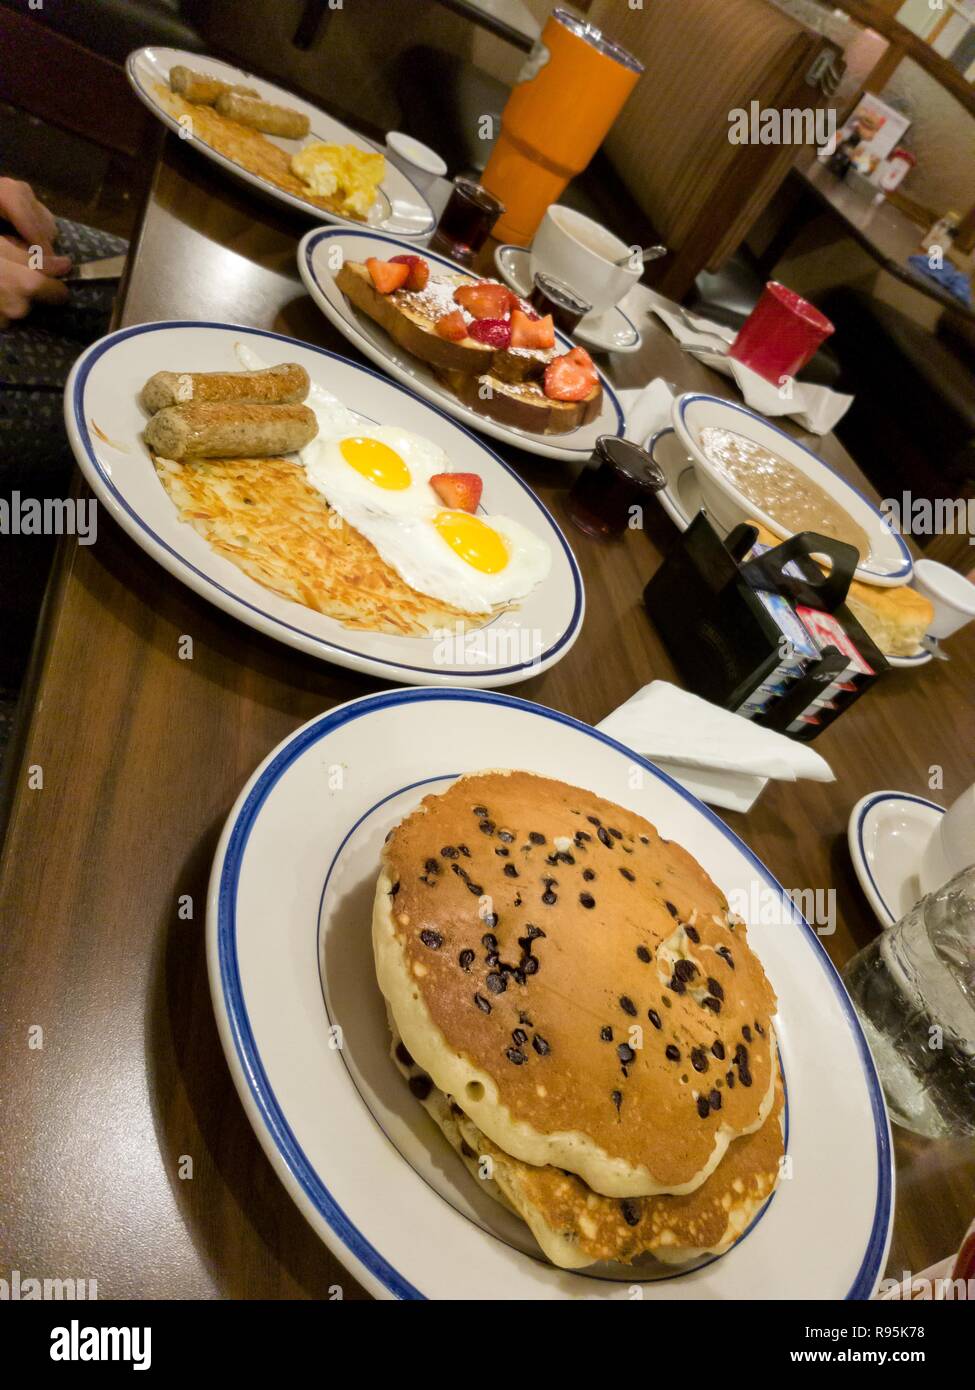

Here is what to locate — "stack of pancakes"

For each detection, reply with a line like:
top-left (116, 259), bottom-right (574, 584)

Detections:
top-left (373, 771), bottom-right (784, 1270)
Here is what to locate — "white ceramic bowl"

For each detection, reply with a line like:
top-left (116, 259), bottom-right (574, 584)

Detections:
top-left (384, 131), bottom-right (447, 194)
top-left (671, 394), bottom-right (913, 587)
top-left (911, 559), bottom-right (975, 640)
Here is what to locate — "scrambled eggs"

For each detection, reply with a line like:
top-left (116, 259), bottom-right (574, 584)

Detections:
top-left (290, 143), bottom-right (385, 218)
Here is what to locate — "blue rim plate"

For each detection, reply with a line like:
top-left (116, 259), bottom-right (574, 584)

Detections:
top-left (126, 46), bottom-right (436, 237)
top-left (848, 790), bottom-right (945, 927)
top-left (298, 226), bottom-right (626, 462)
top-left (63, 320), bottom-right (584, 687)
top-left (208, 687), bottom-right (893, 1300)
top-left (674, 393), bottom-right (913, 587)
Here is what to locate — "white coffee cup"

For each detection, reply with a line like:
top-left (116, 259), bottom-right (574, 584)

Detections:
top-left (919, 783), bottom-right (975, 895)
top-left (529, 205), bottom-right (641, 316)
top-left (911, 559), bottom-right (975, 641)
top-left (384, 131), bottom-right (447, 195)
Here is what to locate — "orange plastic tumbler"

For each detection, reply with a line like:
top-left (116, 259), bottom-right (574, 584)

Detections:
top-left (481, 7), bottom-right (643, 246)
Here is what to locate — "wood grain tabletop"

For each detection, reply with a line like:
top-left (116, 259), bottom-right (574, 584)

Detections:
top-left (1, 133), bottom-right (972, 1300)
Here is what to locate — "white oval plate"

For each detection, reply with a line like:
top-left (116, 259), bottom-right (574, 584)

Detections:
top-left (673, 394), bottom-right (913, 588)
top-left (64, 322), bottom-right (583, 687)
top-left (208, 687), bottom-right (893, 1300)
top-left (298, 227), bottom-right (626, 462)
top-left (849, 791), bottom-right (944, 928)
top-left (126, 46), bottom-right (435, 237)
top-left (493, 244), bottom-right (643, 354)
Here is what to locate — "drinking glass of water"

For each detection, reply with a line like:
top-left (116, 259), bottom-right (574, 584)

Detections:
top-left (843, 865), bottom-right (975, 1138)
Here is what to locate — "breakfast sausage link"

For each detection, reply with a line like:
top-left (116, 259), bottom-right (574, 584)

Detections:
top-left (213, 92), bottom-right (310, 139)
top-left (169, 66), bottom-right (258, 106)
top-left (144, 403), bottom-right (318, 461)
top-left (141, 363), bottom-right (310, 414)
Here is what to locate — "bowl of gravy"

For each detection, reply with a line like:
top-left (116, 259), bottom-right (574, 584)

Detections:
top-left (672, 394), bottom-right (913, 587)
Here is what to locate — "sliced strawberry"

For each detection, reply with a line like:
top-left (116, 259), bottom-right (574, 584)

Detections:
top-left (389, 254), bottom-right (430, 291)
top-left (453, 280), bottom-right (515, 319)
top-left (430, 472), bottom-right (483, 513)
top-left (544, 353), bottom-right (596, 402)
top-left (468, 317), bottom-right (511, 349)
top-left (509, 309), bottom-right (555, 350)
top-left (366, 257), bottom-right (409, 294)
top-left (435, 309), bottom-right (468, 341)
top-left (564, 345), bottom-right (598, 386)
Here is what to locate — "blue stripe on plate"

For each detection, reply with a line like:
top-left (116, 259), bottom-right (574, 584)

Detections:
top-left (216, 688), bottom-right (892, 1300)
top-left (303, 228), bottom-right (626, 453)
top-left (676, 393), bottom-right (913, 582)
top-left (71, 320), bottom-right (583, 678)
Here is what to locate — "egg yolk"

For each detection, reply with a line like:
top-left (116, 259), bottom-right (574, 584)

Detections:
top-left (339, 436), bottom-right (411, 490)
top-left (433, 511), bottom-right (509, 573)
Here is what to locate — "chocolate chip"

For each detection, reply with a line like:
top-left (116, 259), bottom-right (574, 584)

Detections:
top-left (586, 816), bottom-right (601, 827)
top-left (409, 1074), bottom-right (432, 1101)
top-left (440, 847), bottom-right (458, 859)
top-left (579, 892), bottom-right (595, 909)
top-left (668, 975), bottom-right (686, 995)
top-left (485, 952), bottom-right (499, 967)
top-left (611, 1089), bottom-right (622, 1111)
top-left (734, 1044), bottom-right (748, 1067)
top-left (619, 867), bottom-right (635, 882)
top-left (467, 881), bottom-right (483, 896)
top-left (617, 1043), bottom-right (635, 1065)
top-left (528, 831), bottom-right (545, 845)
top-left (472, 805), bottom-right (488, 817)
top-left (458, 844), bottom-right (471, 857)
top-left (424, 858), bottom-right (441, 875)
top-left (451, 862), bottom-right (468, 879)
top-left (665, 900), bottom-right (679, 918)
top-left (636, 945), bottom-right (651, 963)
top-left (619, 995), bottom-right (637, 1016)
top-left (690, 1047), bottom-right (708, 1073)
top-left (703, 996), bottom-right (721, 1013)
top-left (684, 924), bottom-right (700, 943)
top-left (542, 890), bottom-right (557, 905)
top-left (503, 863), bottom-right (519, 878)
top-left (608, 827), bottom-right (623, 840)
top-left (742, 1024), bottom-right (752, 1042)
top-left (459, 949), bottom-right (475, 971)
top-left (390, 881), bottom-right (400, 896)
top-left (484, 912), bottom-right (498, 928)
top-left (512, 1028), bottom-right (528, 1046)
top-left (597, 827), bottom-right (613, 849)
top-left (707, 977), bottom-right (724, 1000)
top-left (478, 819), bottom-right (495, 835)
top-left (395, 1041), bottom-right (413, 1067)
top-left (474, 993), bottom-right (491, 1013)
top-left (711, 1040), bottom-right (725, 1060)
top-left (755, 1021), bottom-right (765, 1036)
top-left (674, 959), bottom-right (698, 983)
top-left (739, 1068), bottom-right (753, 1087)
top-left (640, 835), bottom-right (649, 844)
top-left (620, 1199), bottom-right (641, 1227)
top-left (532, 1035), bottom-right (550, 1056)
top-left (696, 1095), bottom-right (710, 1118)
top-left (717, 945), bottom-right (735, 969)
top-left (481, 933), bottom-right (497, 950)
top-left (648, 1009), bottom-right (662, 1030)
top-left (498, 829), bottom-right (514, 843)
top-left (419, 929), bottom-right (442, 949)
top-left (600, 1026), bottom-right (614, 1042)
top-left (522, 957), bottom-right (539, 976)
top-left (486, 972), bottom-right (507, 994)
top-left (460, 1140), bottom-right (476, 1159)
top-left (709, 1088), bottom-right (721, 1111)
top-left (525, 923), bottom-right (545, 940)
top-left (575, 830), bottom-right (592, 843)
top-left (495, 847), bottom-right (510, 858)
top-left (582, 868), bottom-right (595, 882)
top-left (726, 1070), bottom-right (735, 1088)
top-left (506, 1047), bottom-right (526, 1065)
top-left (665, 1044), bottom-right (681, 1062)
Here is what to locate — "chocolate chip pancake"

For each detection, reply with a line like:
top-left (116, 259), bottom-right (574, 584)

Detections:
top-left (391, 1024), bottom-right (784, 1270)
top-left (373, 771), bottom-right (778, 1198)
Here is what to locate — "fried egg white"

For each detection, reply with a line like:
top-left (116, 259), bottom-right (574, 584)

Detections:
top-left (234, 343), bottom-right (552, 612)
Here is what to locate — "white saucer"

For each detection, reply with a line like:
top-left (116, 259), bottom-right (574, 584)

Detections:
top-left (848, 791), bottom-right (945, 927)
top-left (645, 428), bottom-right (934, 669)
top-left (494, 245), bottom-right (642, 354)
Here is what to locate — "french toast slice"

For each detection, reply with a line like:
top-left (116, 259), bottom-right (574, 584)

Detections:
top-left (436, 368), bottom-right (602, 436)
top-left (334, 261), bottom-right (554, 383)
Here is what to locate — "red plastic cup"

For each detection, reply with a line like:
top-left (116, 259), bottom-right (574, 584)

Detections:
top-left (728, 282), bottom-right (835, 384)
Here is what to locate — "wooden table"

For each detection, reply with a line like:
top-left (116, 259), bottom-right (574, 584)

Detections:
top-left (1, 133), bottom-right (973, 1300)
top-left (790, 159), bottom-right (975, 322)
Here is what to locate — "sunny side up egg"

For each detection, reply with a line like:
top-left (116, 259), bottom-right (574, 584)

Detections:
top-left (306, 425), bottom-right (448, 519)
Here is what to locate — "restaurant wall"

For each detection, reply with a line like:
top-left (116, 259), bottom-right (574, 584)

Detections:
top-left (879, 59), bottom-right (975, 216)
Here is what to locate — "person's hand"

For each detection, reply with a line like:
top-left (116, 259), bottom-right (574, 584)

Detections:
top-left (0, 178), bottom-right (71, 327)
